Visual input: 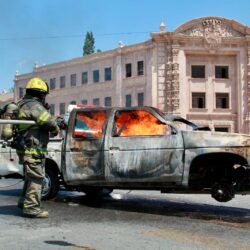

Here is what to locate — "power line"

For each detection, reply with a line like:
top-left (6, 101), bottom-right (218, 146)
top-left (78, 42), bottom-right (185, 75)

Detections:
top-left (0, 31), bottom-right (152, 41)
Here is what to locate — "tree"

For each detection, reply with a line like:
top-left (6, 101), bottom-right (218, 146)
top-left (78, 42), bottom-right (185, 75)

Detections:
top-left (83, 32), bottom-right (95, 56)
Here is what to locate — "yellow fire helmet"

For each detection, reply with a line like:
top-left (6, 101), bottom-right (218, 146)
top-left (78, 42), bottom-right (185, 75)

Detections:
top-left (26, 77), bottom-right (49, 94)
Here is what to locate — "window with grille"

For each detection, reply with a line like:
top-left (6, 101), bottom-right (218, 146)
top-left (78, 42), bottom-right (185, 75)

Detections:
top-left (216, 93), bottom-right (229, 109)
top-left (191, 65), bottom-right (205, 78)
top-left (125, 94), bottom-right (132, 107)
top-left (137, 92), bottom-right (144, 106)
top-left (126, 63), bottom-right (132, 78)
top-left (93, 98), bottom-right (100, 105)
top-left (137, 61), bottom-right (144, 76)
top-left (215, 127), bottom-right (229, 132)
top-left (192, 93), bottom-right (206, 108)
top-left (215, 66), bottom-right (229, 79)
top-left (70, 74), bottom-right (76, 87)
top-left (50, 78), bottom-right (56, 90)
top-left (93, 70), bottom-right (99, 83)
top-left (105, 97), bottom-right (112, 107)
top-left (60, 76), bottom-right (65, 88)
top-left (104, 67), bottom-right (112, 81)
top-left (82, 72), bottom-right (88, 84)
top-left (81, 99), bottom-right (88, 105)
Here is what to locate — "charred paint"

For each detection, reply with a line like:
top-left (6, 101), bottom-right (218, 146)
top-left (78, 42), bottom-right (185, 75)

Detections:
top-left (106, 135), bottom-right (184, 182)
top-left (1, 107), bottom-right (250, 196)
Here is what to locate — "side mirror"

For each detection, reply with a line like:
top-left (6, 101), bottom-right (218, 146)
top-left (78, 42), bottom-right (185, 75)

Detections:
top-left (164, 121), bottom-right (177, 135)
top-left (171, 127), bottom-right (177, 135)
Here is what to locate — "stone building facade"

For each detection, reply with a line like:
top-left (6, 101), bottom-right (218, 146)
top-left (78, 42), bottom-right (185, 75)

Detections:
top-left (14, 17), bottom-right (250, 133)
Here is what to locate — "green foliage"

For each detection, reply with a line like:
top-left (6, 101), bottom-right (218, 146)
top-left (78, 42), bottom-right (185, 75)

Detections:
top-left (83, 32), bottom-right (95, 56)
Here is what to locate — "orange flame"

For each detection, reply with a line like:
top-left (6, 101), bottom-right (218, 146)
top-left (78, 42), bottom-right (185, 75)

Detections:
top-left (75, 111), bottom-right (106, 138)
top-left (115, 110), bottom-right (168, 136)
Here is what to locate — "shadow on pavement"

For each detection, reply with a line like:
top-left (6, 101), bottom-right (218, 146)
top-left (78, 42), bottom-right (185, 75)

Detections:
top-left (54, 192), bottom-right (250, 225)
top-left (0, 205), bottom-right (21, 217)
top-left (1, 186), bottom-right (250, 225)
top-left (0, 188), bottom-right (21, 197)
top-left (44, 240), bottom-right (94, 250)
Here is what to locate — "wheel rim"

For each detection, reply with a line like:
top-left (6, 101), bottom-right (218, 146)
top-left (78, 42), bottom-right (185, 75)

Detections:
top-left (42, 173), bottom-right (51, 197)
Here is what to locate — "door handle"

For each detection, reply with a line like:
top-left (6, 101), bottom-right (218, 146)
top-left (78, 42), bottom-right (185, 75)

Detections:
top-left (110, 147), bottom-right (120, 151)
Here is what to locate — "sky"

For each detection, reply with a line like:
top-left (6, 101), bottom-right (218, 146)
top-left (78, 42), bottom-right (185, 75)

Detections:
top-left (0, 0), bottom-right (250, 91)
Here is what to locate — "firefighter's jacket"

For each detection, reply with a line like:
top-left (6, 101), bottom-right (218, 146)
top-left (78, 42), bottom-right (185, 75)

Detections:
top-left (17, 95), bottom-right (60, 156)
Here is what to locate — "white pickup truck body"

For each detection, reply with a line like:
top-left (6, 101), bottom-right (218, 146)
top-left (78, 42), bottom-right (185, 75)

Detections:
top-left (1, 106), bottom-right (250, 202)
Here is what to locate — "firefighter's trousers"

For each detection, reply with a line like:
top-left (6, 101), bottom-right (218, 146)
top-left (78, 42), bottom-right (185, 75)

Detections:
top-left (19, 150), bottom-right (45, 215)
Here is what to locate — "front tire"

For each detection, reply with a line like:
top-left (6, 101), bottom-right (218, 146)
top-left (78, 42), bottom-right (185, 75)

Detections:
top-left (42, 167), bottom-right (59, 200)
top-left (211, 181), bottom-right (235, 202)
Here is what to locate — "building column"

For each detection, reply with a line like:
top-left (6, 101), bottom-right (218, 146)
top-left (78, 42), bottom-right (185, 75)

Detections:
top-left (145, 45), bottom-right (154, 106)
top-left (165, 43), bottom-right (180, 114)
top-left (115, 50), bottom-right (122, 107)
top-left (171, 45), bottom-right (180, 114)
top-left (156, 42), bottom-right (167, 111)
top-left (246, 46), bottom-right (250, 133)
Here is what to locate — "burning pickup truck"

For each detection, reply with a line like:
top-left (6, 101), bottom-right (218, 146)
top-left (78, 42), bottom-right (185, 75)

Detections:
top-left (1, 106), bottom-right (250, 202)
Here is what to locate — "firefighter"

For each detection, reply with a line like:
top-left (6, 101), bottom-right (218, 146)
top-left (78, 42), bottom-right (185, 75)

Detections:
top-left (17, 77), bottom-right (60, 218)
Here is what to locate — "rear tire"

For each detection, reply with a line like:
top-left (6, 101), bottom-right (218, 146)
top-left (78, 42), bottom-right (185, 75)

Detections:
top-left (42, 167), bottom-right (59, 200)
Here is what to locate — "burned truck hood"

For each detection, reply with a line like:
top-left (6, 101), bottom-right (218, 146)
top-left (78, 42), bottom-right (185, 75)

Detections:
top-left (182, 130), bottom-right (250, 149)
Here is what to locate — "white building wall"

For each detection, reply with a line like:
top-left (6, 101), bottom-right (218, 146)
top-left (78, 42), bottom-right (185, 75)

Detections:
top-left (15, 43), bottom-right (150, 115)
top-left (14, 17), bottom-right (250, 133)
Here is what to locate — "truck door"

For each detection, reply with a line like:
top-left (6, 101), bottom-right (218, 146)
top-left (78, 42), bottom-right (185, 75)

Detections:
top-left (63, 109), bottom-right (107, 184)
top-left (105, 108), bottom-right (184, 183)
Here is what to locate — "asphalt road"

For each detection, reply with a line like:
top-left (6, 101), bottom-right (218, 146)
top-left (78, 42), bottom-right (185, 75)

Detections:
top-left (0, 179), bottom-right (250, 250)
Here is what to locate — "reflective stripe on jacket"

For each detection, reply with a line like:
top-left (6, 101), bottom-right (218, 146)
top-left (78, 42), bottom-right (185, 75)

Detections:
top-left (17, 95), bottom-right (60, 154)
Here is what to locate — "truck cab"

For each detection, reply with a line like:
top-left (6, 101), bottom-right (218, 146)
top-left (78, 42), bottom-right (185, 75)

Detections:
top-left (63, 106), bottom-right (183, 186)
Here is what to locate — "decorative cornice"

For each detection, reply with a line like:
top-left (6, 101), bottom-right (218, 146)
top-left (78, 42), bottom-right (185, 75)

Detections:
top-left (174, 16), bottom-right (250, 35)
top-left (152, 17), bottom-right (250, 48)
top-left (177, 18), bottom-right (245, 49)
top-left (179, 20), bottom-right (244, 38)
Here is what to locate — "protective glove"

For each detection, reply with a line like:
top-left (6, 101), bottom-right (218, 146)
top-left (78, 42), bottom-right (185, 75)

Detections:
top-left (56, 116), bottom-right (67, 130)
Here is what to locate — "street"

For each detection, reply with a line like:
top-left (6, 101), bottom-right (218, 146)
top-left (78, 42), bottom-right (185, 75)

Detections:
top-left (0, 179), bottom-right (250, 250)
